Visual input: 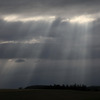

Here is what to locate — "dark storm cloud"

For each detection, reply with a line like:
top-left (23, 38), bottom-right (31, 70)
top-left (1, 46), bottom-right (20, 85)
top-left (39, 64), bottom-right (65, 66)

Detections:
top-left (0, 0), bottom-right (100, 16)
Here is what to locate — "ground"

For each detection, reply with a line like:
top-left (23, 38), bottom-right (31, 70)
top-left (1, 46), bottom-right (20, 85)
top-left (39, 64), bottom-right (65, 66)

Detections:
top-left (0, 89), bottom-right (100, 100)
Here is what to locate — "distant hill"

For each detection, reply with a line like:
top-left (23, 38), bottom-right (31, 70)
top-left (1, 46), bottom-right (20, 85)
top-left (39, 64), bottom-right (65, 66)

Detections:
top-left (24, 84), bottom-right (100, 91)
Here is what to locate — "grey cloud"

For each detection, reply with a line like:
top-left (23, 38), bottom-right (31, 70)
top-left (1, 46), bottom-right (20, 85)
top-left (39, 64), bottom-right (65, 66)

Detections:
top-left (0, 17), bottom-right (100, 60)
top-left (15, 59), bottom-right (26, 63)
top-left (0, 19), bottom-right (50, 41)
top-left (0, 16), bottom-right (100, 42)
top-left (0, 0), bottom-right (100, 16)
top-left (0, 42), bottom-right (100, 60)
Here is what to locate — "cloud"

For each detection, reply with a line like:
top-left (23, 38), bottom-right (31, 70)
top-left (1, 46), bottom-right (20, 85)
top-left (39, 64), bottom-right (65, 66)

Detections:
top-left (0, 17), bottom-right (100, 60)
top-left (0, 42), bottom-right (100, 60)
top-left (15, 59), bottom-right (26, 63)
top-left (0, 0), bottom-right (100, 17)
top-left (63, 15), bottom-right (96, 24)
top-left (0, 19), bottom-right (51, 41)
top-left (3, 15), bottom-right (56, 22)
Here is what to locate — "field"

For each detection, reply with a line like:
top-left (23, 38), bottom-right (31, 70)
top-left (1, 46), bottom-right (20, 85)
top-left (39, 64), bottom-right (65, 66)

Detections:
top-left (0, 89), bottom-right (100, 100)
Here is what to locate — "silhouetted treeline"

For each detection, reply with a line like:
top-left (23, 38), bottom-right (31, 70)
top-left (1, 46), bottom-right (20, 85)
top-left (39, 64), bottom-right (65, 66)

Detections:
top-left (24, 84), bottom-right (100, 91)
top-left (25, 84), bottom-right (89, 91)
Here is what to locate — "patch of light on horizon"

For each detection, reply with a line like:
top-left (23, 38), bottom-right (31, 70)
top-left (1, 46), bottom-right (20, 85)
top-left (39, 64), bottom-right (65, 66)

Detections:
top-left (62, 15), bottom-right (96, 24)
top-left (3, 15), bottom-right (56, 22)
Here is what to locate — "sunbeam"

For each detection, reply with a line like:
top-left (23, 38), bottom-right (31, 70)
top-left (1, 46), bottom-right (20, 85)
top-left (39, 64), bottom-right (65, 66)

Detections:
top-left (0, 0), bottom-right (100, 88)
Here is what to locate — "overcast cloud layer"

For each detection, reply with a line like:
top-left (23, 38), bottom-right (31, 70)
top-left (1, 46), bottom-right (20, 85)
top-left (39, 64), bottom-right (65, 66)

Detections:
top-left (0, 0), bottom-right (100, 16)
top-left (0, 0), bottom-right (100, 88)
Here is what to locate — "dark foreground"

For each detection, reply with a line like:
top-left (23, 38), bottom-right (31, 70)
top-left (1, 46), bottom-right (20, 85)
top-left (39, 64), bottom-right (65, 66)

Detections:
top-left (0, 89), bottom-right (100, 100)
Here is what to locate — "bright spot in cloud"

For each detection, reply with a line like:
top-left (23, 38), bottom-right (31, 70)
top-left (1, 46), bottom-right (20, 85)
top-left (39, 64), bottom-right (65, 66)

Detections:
top-left (3, 15), bottom-right (56, 22)
top-left (0, 39), bottom-right (40, 44)
top-left (62, 15), bottom-right (96, 24)
top-left (0, 41), bottom-right (18, 44)
top-left (3, 15), bottom-right (18, 22)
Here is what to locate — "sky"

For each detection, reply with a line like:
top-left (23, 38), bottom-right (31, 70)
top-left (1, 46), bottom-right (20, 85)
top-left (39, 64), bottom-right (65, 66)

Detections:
top-left (0, 0), bottom-right (100, 88)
